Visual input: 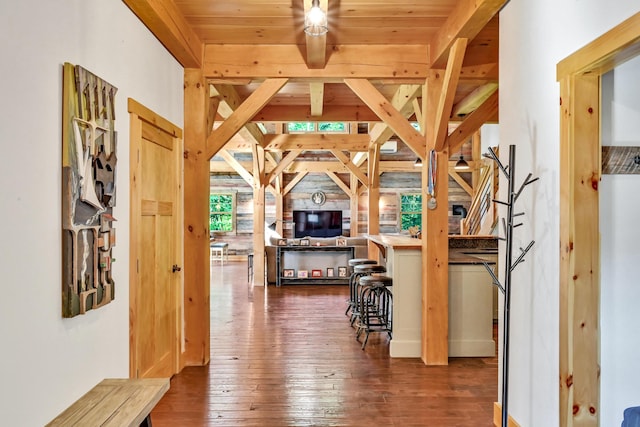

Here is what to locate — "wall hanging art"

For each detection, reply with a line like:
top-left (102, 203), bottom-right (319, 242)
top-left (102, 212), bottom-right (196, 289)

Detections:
top-left (61, 63), bottom-right (118, 317)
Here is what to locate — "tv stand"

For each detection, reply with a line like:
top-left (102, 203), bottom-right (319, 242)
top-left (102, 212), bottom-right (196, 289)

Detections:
top-left (276, 246), bottom-right (354, 286)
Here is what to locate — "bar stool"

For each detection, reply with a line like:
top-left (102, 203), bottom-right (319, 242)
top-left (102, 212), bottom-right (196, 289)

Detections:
top-left (349, 263), bottom-right (387, 326)
top-left (355, 275), bottom-right (393, 350)
top-left (247, 253), bottom-right (254, 282)
top-left (345, 259), bottom-right (377, 316)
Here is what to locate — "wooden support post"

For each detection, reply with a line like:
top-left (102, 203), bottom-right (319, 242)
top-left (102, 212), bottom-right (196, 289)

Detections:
top-left (350, 173), bottom-right (359, 237)
top-left (421, 146), bottom-right (450, 365)
top-left (421, 68), bottom-right (452, 366)
top-left (472, 131), bottom-right (482, 195)
top-left (253, 144), bottom-right (266, 286)
top-left (367, 145), bottom-right (380, 259)
top-left (183, 68), bottom-right (210, 365)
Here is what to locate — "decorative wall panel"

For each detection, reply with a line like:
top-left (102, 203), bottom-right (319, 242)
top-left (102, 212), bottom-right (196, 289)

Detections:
top-left (61, 63), bottom-right (118, 317)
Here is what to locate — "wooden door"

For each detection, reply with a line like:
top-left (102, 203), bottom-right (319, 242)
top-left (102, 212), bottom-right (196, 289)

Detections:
top-left (129, 99), bottom-right (184, 379)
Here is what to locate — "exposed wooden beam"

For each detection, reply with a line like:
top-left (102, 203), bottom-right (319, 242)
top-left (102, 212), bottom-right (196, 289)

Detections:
top-left (252, 104), bottom-right (381, 123)
top-left (203, 44), bottom-right (429, 79)
top-left (217, 149), bottom-right (255, 186)
top-left (431, 38), bottom-right (468, 151)
top-left (263, 134), bottom-right (370, 151)
top-left (207, 96), bottom-right (220, 138)
top-left (369, 85), bottom-right (423, 148)
top-left (447, 90), bottom-right (499, 153)
top-left (286, 161), bottom-right (350, 173)
top-left (283, 172), bottom-right (308, 194)
top-left (451, 82), bottom-right (499, 119)
top-left (430, 0), bottom-right (506, 69)
top-left (326, 171), bottom-right (351, 195)
top-left (330, 150), bottom-right (369, 186)
top-left (345, 79), bottom-right (425, 159)
top-left (304, 0), bottom-right (328, 68)
top-left (460, 63), bottom-right (499, 82)
top-left (448, 170), bottom-right (473, 195)
top-left (266, 151), bottom-right (301, 184)
top-left (210, 84), bottom-right (265, 146)
top-left (206, 78), bottom-right (288, 159)
top-left (309, 82), bottom-right (325, 116)
top-left (211, 159), bottom-right (425, 174)
top-left (122, 0), bottom-right (202, 68)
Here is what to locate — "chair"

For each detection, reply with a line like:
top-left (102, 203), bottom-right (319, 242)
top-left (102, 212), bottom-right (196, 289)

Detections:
top-left (345, 259), bottom-right (378, 316)
top-left (348, 263), bottom-right (387, 326)
top-left (355, 275), bottom-right (393, 350)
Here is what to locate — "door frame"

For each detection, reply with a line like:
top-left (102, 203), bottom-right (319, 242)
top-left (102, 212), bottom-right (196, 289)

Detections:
top-left (128, 98), bottom-right (185, 378)
top-left (557, 12), bottom-right (640, 427)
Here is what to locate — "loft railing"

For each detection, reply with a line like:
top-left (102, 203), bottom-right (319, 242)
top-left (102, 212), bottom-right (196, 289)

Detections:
top-left (461, 150), bottom-right (498, 235)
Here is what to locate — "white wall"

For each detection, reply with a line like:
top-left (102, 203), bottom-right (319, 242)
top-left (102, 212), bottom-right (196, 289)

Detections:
top-left (0, 1), bottom-right (183, 425)
top-left (600, 57), bottom-right (640, 426)
top-left (500, 1), bottom-right (640, 426)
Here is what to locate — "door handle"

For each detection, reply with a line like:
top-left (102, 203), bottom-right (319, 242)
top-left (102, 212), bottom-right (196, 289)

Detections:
top-left (172, 264), bottom-right (182, 273)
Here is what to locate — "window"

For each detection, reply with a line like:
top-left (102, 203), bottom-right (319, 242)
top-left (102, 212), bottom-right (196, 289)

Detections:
top-left (287, 122), bottom-right (347, 133)
top-left (400, 193), bottom-right (422, 230)
top-left (210, 193), bottom-right (235, 232)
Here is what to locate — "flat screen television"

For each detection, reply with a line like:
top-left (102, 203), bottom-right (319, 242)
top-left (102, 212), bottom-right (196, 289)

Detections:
top-left (293, 210), bottom-right (343, 238)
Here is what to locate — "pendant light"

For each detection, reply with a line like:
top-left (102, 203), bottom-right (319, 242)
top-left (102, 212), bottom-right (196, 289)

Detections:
top-left (304, 0), bottom-right (328, 36)
top-left (454, 152), bottom-right (469, 170)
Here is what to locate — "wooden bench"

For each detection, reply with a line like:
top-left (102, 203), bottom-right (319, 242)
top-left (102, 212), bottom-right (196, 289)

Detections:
top-left (47, 378), bottom-right (169, 427)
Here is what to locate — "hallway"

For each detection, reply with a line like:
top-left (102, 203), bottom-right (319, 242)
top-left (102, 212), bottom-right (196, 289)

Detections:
top-left (151, 261), bottom-right (497, 426)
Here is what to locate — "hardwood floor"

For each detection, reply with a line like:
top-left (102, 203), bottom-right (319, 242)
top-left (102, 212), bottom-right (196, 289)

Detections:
top-left (151, 261), bottom-right (498, 426)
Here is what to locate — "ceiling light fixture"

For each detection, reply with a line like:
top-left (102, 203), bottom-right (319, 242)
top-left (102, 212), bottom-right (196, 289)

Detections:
top-left (304, 0), bottom-right (328, 36)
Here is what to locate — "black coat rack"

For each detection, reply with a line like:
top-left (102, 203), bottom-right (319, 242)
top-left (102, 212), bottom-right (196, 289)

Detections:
top-left (481, 144), bottom-right (538, 427)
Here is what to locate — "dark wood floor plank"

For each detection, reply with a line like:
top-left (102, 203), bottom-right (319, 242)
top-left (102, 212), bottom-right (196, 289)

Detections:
top-left (151, 262), bottom-right (497, 426)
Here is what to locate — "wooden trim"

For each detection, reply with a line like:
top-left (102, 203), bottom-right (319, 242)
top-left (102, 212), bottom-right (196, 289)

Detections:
top-left (127, 99), bottom-right (182, 138)
top-left (557, 13), bottom-right (640, 427)
top-left (493, 402), bottom-right (521, 427)
top-left (557, 12), bottom-right (640, 79)
top-left (128, 109), bottom-right (142, 379)
top-left (559, 73), bottom-right (601, 427)
top-left (557, 14), bottom-right (640, 426)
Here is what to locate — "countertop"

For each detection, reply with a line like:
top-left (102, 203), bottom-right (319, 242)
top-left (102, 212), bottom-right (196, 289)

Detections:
top-left (366, 234), bottom-right (422, 249)
top-left (366, 234), bottom-right (498, 264)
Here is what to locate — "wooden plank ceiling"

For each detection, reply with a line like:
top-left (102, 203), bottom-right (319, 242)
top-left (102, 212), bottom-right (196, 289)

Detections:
top-left (123, 0), bottom-right (501, 155)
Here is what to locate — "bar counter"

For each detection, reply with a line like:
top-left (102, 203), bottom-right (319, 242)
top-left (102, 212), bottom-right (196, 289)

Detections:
top-left (366, 234), bottom-right (497, 358)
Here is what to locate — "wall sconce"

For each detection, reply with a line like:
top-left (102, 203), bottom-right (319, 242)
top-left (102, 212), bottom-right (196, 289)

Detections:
top-left (414, 157), bottom-right (422, 167)
top-left (304, 0), bottom-right (328, 36)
